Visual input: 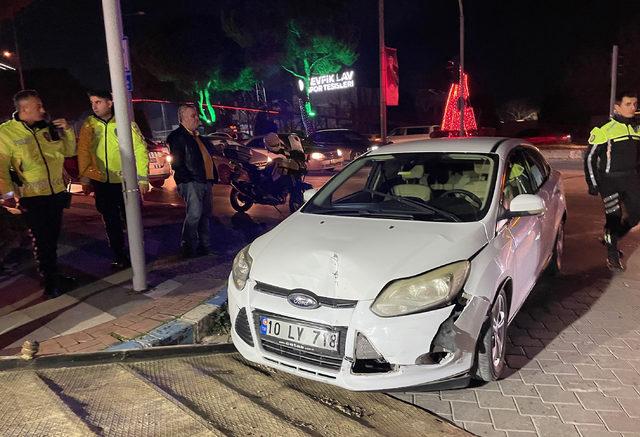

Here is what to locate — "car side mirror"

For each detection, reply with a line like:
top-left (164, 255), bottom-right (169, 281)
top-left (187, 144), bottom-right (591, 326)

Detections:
top-left (504, 194), bottom-right (546, 218)
top-left (303, 189), bottom-right (318, 203)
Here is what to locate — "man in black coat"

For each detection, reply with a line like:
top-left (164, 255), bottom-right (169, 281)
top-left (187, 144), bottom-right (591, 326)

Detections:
top-left (166, 105), bottom-right (216, 257)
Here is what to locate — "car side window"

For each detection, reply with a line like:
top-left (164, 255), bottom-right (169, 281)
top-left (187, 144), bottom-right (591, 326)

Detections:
top-left (502, 150), bottom-right (534, 206)
top-left (406, 127), bottom-right (428, 135)
top-left (522, 149), bottom-right (549, 191)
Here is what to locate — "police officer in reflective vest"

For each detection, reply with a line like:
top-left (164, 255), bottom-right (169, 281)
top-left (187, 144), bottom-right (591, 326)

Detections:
top-left (78, 90), bottom-right (149, 269)
top-left (585, 90), bottom-right (640, 271)
top-left (0, 90), bottom-right (77, 298)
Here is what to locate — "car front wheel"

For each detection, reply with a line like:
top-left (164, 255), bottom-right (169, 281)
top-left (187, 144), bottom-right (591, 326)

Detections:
top-left (475, 286), bottom-right (509, 382)
top-left (547, 221), bottom-right (564, 276)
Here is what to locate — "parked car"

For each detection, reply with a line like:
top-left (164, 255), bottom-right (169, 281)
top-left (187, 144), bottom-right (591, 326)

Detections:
top-left (228, 137), bottom-right (566, 390)
top-left (515, 128), bottom-right (572, 146)
top-left (245, 133), bottom-right (344, 172)
top-left (309, 129), bottom-right (372, 161)
top-left (63, 138), bottom-right (172, 188)
top-left (387, 125), bottom-right (441, 143)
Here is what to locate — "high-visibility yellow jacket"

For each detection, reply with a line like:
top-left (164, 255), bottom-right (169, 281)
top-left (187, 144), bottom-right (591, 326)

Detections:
top-left (77, 114), bottom-right (149, 184)
top-left (0, 116), bottom-right (76, 197)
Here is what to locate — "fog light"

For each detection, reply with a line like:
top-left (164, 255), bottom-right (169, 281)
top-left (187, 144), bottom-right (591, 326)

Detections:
top-left (355, 333), bottom-right (383, 360)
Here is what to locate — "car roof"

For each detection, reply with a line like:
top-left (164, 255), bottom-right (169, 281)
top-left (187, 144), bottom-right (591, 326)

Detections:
top-left (369, 137), bottom-right (526, 157)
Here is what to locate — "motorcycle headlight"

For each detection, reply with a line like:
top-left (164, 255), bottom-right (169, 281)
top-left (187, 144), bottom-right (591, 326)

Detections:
top-left (310, 152), bottom-right (325, 160)
top-left (232, 245), bottom-right (253, 290)
top-left (336, 149), bottom-right (343, 157)
top-left (370, 261), bottom-right (470, 317)
top-left (165, 154), bottom-right (173, 164)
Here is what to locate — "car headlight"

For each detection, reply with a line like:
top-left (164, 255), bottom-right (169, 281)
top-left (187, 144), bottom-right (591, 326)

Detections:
top-left (370, 261), bottom-right (470, 317)
top-left (310, 152), bottom-right (325, 160)
top-left (232, 245), bottom-right (253, 290)
top-left (336, 149), bottom-right (343, 157)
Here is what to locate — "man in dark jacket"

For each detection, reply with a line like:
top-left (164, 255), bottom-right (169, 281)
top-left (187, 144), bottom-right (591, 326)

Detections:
top-left (167, 105), bottom-right (216, 257)
top-left (584, 90), bottom-right (640, 271)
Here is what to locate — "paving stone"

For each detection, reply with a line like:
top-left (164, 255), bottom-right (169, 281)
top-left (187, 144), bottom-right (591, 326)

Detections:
top-left (532, 417), bottom-right (580, 437)
top-left (412, 394), bottom-right (452, 416)
top-left (544, 339), bottom-right (579, 352)
top-left (475, 381), bottom-right (502, 392)
top-left (514, 397), bottom-right (558, 417)
top-left (576, 392), bottom-right (623, 412)
top-left (595, 381), bottom-right (640, 399)
top-left (390, 393), bottom-right (413, 403)
top-left (618, 398), bottom-right (640, 418)
top-left (555, 375), bottom-right (599, 393)
top-left (538, 359), bottom-right (579, 375)
top-left (528, 329), bottom-right (559, 340)
top-left (524, 347), bottom-right (559, 360)
top-left (558, 352), bottom-right (596, 365)
top-left (610, 349), bottom-right (640, 360)
top-left (556, 405), bottom-right (603, 425)
top-left (613, 369), bottom-right (640, 386)
top-left (505, 432), bottom-right (536, 437)
top-left (536, 385), bottom-right (580, 404)
top-left (463, 422), bottom-right (506, 437)
top-left (520, 370), bottom-right (560, 386)
top-left (592, 355), bottom-right (634, 370)
top-left (575, 344), bottom-right (616, 357)
top-left (599, 411), bottom-right (640, 433)
top-left (475, 391), bottom-right (517, 410)
top-left (575, 365), bottom-right (619, 381)
top-left (441, 389), bottom-right (478, 402)
top-left (451, 401), bottom-right (492, 423)
top-left (512, 336), bottom-right (544, 347)
top-left (499, 380), bottom-right (539, 397)
top-left (491, 409), bottom-right (535, 432)
top-left (576, 424), bottom-right (623, 437)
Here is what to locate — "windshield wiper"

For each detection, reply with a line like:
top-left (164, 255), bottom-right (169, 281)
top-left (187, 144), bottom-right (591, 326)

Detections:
top-left (363, 189), bottom-right (461, 222)
top-left (306, 207), bottom-right (415, 220)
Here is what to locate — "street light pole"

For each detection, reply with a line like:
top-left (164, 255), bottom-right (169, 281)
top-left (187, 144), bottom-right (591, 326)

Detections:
top-left (11, 19), bottom-right (25, 89)
top-left (101, 0), bottom-right (147, 292)
top-left (378, 0), bottom-right (387, 144)
top-left (458, 0), bottom-right (465, 136)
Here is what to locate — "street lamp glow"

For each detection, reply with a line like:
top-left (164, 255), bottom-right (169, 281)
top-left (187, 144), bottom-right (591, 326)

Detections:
top-left (2, 50), bottom-right (12, 58)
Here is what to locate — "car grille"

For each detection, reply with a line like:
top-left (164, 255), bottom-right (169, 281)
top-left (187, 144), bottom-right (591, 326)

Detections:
top-left (254, 281), bottom-right (357, 309)
top-left (253, 310), bottom-right (347, 371)
top-left (234, 307), bottom-right (254, 346)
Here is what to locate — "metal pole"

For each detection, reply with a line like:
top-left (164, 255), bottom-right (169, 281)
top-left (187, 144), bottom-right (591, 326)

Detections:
top-left (458, 0), bottom-right (465, 136)
top-left (609, 45), bottom-right (618, 118)
top-left (378, 0), bottom-right (387, 144)
top-left (11, 19), bottom-right (25, 89)
top-left (101, 0), bottom-right (147, 291)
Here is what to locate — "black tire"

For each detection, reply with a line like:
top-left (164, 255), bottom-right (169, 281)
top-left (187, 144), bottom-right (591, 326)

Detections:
top-left (475, 286), bottom-right (509, 382)
top-left (149, 179), bottom-right (165, 188)
top-left (546, 221), bottom-right (564, 276)
top-left (230, 188), bottom-right (253, 212)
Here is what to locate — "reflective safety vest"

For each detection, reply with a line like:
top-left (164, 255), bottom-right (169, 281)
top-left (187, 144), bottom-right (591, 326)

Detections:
top-left (77, 115), bottom-right (149, 184)
top-left (0, 116), bottom-right (76, 197)
top-left (585, 117), bottom-right (640, 191)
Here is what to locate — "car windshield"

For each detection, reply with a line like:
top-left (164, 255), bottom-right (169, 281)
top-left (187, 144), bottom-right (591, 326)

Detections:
top-left (303, 152), bottom-right (498, 222)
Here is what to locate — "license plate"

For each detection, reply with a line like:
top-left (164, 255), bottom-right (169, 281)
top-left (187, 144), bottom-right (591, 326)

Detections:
top-left (259, 316), bottom-right (339, 352)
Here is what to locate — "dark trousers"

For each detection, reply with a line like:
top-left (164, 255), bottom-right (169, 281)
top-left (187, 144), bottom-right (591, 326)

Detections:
top-left (92, 181), bottom-right (127, 260)
top-left (177, 181), bottom-right (212, 251)
top-left (599, 174), bottom-right (640, 241)
top-left (20, 192), bottom-right (66, 288)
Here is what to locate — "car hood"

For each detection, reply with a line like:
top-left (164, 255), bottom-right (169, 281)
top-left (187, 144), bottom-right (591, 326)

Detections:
top-left (249, 213), bottom-right (488, 301)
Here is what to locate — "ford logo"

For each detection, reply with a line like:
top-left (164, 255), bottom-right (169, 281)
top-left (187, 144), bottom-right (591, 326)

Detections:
top-left (287, 292), bottom-right (320, 309)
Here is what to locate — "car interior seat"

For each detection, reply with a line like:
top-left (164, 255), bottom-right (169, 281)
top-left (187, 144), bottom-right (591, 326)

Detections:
top-left (392, 164), bottom-right (431, 201)
top-left (459, 161), bottom-right (492, 205)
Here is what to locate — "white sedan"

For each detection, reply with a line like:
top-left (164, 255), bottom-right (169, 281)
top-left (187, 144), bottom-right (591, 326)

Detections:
top-left (228, 137), bottom-right (566, 391)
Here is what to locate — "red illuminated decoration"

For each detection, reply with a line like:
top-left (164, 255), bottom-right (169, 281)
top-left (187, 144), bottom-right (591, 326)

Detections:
top-left (441, 73), bottom-right (477, 134)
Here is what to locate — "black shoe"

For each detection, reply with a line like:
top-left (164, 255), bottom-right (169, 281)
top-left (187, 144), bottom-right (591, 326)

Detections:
top-left (111, 257), bottom-right (131, 270)
top-left (607, 247), bottom-right (625, 272)
top-left (57, 274), bottom-right (77, 291)
top-left (43, 287), bottom-right (63, 299)
top-left (599, 237), bottom-right (624, 258)
top-left (196, 247), bottom-right (211, 257)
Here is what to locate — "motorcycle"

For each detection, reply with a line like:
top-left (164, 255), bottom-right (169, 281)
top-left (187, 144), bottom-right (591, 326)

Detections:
top-left (228, 147), bottom-right (312, 214)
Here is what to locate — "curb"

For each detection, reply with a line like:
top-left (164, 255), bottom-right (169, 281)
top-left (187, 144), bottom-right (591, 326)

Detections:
top-left (105, 286), bottom-right (229, 352)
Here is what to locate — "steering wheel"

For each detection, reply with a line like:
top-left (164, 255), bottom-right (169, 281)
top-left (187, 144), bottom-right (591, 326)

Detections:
top-left (440, 189), bottom-right (482, 208)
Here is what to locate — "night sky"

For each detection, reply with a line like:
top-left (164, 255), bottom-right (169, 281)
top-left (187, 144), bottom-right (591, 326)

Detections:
top-left (1, 0), bottom-right (639, 124)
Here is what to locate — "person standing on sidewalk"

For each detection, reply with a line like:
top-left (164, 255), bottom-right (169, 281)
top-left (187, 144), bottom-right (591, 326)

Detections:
top-left (78, 90), bottom-right (149, 269)
top-left (167, 105), bottom-right (216, 258)
top-left (0, 90), bottom-right (77, 298)
top-left (584, 90), bottom-right (640, 271)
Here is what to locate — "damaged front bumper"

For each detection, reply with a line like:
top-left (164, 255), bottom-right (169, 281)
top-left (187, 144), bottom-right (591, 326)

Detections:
top-left (228, 277), bottom-right (491, 391)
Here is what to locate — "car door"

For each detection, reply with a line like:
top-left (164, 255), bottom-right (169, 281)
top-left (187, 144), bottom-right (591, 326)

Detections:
top-left (502, 149), bottom-right (543, 309)
top-left (522, 148), bottom-right (557, 264)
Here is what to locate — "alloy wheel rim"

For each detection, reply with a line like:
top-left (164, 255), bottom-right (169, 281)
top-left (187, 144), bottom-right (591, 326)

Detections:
top-left (556, 225), bottom-right (564, 270)
top-left (491, 293), bottom-right (506, 369)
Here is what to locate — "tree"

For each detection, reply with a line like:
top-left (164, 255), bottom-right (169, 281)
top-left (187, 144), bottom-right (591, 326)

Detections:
top-left (499, 99), bottom-right (539, 122)
top-left (281, 20), bottom-right (357, 133)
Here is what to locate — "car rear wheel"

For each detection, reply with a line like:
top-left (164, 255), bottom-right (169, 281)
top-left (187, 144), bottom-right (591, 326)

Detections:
top-left (475, 286), bottom-right (508, 382)
top-left (230, 188), bottom-right (253, 212)
top-left (546, 221), bottom-right (564, 276)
